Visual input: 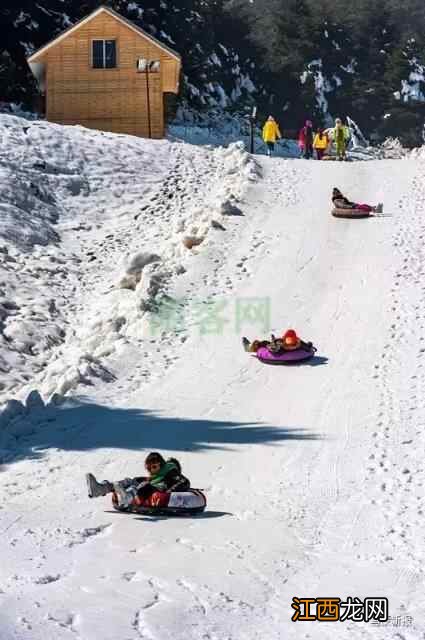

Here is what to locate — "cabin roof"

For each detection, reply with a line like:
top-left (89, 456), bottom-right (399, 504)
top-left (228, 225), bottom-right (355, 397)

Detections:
top-left (27, 5), bottom-right (181, 64)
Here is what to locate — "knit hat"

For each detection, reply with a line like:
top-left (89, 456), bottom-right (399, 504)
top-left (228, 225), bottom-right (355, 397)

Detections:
top-left (282, 329), bottom-right (299, 346)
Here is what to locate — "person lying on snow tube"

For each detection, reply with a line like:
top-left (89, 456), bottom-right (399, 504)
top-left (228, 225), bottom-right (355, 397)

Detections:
top-left (86, 451), bottom-right (190, 509)
top-left (242, 329), bottom-right (313, 354)
top-left (332, 188), bottom-right (383, 214)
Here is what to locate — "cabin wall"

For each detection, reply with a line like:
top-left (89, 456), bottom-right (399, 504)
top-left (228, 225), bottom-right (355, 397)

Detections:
top-left (43, 12), bottom-right (179, 138)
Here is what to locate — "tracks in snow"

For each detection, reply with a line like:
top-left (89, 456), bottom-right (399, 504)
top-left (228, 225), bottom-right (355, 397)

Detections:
top-left (368, 166), bottom-right (425, 580)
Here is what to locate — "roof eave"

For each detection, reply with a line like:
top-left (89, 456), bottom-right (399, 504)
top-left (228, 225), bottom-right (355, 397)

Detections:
top-left (27, 5), bottom-right (181, 65)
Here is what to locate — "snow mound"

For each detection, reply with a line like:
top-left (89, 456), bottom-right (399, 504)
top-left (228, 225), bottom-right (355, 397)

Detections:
top-left (408, 141), bottom-right (425, 160)
top-left (0, 116), bottom-right (259, 414)
top-left (350, 137), bottom-right (408, 160)
top-left (119, 252), bottom-right (161, 290)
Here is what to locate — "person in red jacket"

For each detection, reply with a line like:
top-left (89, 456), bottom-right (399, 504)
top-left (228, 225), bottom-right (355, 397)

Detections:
top-left (298, 120), bottom-right (314, 159)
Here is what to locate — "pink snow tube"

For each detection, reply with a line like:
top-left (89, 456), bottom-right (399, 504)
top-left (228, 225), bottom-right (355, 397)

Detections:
top-left (256, 346), bottom-right (315, 364)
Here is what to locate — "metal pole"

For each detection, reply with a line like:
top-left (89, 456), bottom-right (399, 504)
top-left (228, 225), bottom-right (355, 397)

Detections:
top-left (250, 106), bottom-right (257, 154)
top-left (146, 67), bottom-right (152, 139)
top-left (250, 116), bottom-right (254, 154)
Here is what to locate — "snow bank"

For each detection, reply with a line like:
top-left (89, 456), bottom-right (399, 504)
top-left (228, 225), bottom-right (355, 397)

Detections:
top-left (31, 141), bottom-right (259, 402)
top-left (350, 137), bottom-right (408, 160)
top-left (408, 140), bottom-right (425, 159)
top-left (0, 390), bottom-right (48, 453)
top-left (0, 116), bottom-right (259, 419)
top-left (0, 114), bottom-right (171, 404)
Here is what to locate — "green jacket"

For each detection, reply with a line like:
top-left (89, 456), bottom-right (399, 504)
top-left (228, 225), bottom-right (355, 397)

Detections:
top-left (335, 126), bottom-right (345, 143)
top-left (149, 461), bottom-right (181, 490)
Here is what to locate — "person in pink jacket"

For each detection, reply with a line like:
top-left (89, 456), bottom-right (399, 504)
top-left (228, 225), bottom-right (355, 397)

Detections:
top-left (298, 120), bottom-right (314, 159)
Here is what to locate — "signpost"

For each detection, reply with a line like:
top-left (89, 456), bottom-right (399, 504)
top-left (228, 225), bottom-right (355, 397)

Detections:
top-left (137, 58), bottom-right (161, 139)
top-left (249, 106), bottom-right (257, 154)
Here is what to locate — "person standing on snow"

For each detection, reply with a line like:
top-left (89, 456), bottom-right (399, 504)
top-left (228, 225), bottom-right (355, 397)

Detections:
top-left (313, 128), bottom-right (329, 160)
top-left (334, 118), bottom-right (349, 161)
top-left (298, 120), bottom-right (314, 159)
top-left (262, 115), bottom-right (282, 157)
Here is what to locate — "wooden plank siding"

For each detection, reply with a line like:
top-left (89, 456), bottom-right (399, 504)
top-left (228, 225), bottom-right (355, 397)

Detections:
top-left (39, 11), bottom-right (179, 138)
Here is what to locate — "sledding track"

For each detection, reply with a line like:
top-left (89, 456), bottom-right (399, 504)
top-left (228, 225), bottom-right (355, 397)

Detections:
top-left (1, 154), bottom-right (425, 639)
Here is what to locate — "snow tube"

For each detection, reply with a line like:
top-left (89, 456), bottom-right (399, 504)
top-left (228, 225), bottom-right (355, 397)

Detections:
top-left (256, 346), bottom-right (316, 364)
top-left (112, 488), bottom-right (207, 516)
top-left (332, 207), bottom-right (371, 219)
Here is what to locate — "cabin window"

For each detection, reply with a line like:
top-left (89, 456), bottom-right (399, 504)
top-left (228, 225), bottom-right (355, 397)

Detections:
top-left (92, 40), bottom-right (117, 69)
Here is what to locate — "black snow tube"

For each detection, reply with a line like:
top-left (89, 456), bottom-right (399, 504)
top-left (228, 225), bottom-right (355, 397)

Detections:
top-left (332, 207), bottom-right (371, 219)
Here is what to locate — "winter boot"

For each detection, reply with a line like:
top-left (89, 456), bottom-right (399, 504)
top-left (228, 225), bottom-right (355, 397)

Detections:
top-left (242, 337), bottom-right (251, 352)
top-left (86, 473), bottom-right (113, 499)
top-left (113, 481), bottom-right (138, 508)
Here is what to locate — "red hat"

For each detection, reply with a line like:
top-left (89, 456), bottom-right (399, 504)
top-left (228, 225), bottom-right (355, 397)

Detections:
top-left (282, 329), bottom-right (299, 345)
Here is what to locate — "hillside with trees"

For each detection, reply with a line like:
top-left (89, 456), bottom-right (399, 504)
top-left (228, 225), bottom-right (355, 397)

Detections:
top-left (1, 0), bottom-right (425, 144)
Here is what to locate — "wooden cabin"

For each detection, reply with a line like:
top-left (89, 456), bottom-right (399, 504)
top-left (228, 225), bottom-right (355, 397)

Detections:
top-left (27, 5), bottom-right (181, 138)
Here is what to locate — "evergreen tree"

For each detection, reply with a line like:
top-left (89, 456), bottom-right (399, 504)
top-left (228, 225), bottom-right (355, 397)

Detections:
top-left (2, 0), bottom-right (425, 142)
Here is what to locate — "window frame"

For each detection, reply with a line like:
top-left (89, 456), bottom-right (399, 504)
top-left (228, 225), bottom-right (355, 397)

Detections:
top-left (91, 39), bottom-right (118, 70)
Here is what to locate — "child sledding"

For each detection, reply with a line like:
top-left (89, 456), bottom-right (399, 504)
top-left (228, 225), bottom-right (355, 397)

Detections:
top-left (242, 329), bottom-right (316, 364)
top-left (332, 188), bottom-right (383, 218)
top-left (86, 452), bottom-right (206, 516)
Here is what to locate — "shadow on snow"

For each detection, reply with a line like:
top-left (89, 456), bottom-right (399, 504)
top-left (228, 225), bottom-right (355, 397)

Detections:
top-left (256, 355), bottom-right (329, 367)
top-left (2, 398), bottom-right (321, 465)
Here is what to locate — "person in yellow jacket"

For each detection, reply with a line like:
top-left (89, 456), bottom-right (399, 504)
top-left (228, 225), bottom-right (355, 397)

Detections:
top-left (313, 128), bottom-right (329, 160)
top-left (262, 115), bottom-right (282, 157)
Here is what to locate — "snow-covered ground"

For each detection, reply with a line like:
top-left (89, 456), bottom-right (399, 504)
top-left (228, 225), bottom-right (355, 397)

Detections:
top-left (0, 115), bottom-right (258, 408)
top-left (1, 115), bottom-right (424, 639)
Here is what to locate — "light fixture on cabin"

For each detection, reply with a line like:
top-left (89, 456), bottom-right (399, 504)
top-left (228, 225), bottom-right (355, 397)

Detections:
top-left (137, 58), bottom-right (147, 72)
top-left (137, 58), bottom-right (160, 72)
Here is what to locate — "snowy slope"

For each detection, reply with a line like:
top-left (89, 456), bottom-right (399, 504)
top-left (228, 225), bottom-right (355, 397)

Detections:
top-left (0, 115), bottom-right (257, 410)
top-left (1, 118), bottom-right (425, 639)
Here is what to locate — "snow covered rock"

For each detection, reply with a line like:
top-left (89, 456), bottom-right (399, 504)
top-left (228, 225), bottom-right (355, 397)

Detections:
top-left (182, 235), bottom-right (205, 249)
top-left (211, 219), bottom-right (226, 230)
top-left (119, 251), bottom-right (161, 290)
top-left (219, 198), bottom-right (243, 216)
top-left (137, 263), bottom-right (172, 311)
top-left (48, 393), bottom-right (65, 407)
top-left (125, 251), bottom-right (161, 276)
top-left (0, 398), bottom-right (27, 430)
top-left (25, 389), bottom-right (45, 411)
top-left (378, 137), bottom-right (407, 159)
